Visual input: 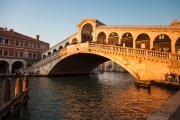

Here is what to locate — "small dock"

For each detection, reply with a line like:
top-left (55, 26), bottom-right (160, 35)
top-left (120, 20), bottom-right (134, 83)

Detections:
top-left (151, 80), bottom-right (180, 90)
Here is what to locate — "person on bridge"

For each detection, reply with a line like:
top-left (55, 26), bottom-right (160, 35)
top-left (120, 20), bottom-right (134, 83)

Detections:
top-left (164, 73), bottom-right (169, 81)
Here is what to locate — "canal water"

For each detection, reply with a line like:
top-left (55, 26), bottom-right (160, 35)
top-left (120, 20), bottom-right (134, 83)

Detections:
top-left (0, 72), bottom-right (178, 120)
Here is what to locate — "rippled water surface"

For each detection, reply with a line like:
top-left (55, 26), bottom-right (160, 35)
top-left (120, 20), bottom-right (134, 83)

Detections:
top-left (0, 72), bottom-right (178, 120)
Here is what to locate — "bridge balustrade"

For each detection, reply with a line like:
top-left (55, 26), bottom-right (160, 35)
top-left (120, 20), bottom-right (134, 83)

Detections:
top-left (88, 43), bottom-right (180, 61)
top-left (25, 43), bottom-right (180, 73)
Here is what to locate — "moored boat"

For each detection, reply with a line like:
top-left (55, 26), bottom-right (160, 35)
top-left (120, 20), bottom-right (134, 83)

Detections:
top-left (134, 80), bottom-right (151, 88)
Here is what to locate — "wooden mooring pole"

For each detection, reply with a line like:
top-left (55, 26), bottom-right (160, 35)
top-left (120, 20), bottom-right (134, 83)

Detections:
top-left (14, 77), bottom-right (22, 117)
top-left (1, 76), bottom-right (30, 120)
top-left (23, 75), bottom-right (29, 105)
top-left (1, 79), bottom-right (11, 120)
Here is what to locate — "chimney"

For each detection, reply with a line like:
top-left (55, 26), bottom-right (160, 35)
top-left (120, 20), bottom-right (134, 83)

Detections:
top-left (36, 35), bottom-right (40, 40)
top-left (10, 29), bottom-right (14, 34)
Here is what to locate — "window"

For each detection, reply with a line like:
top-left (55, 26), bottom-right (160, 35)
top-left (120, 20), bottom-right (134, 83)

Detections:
top-left (0, 38), bottom-right (3, 44)
top-left (20, 41), bottom-right (23, 46)
top-left (162, 35), bottom-right (164, 39)
top-left (40, 44), bottom-right (44, 49)
top-left (29, 43), bottom-right (32, 47)
top-left (33, 43), bottom-right (36, 48)
top-left (15, 52), bottom-right (18, 57)
top-left (0, 50), bottom-right (2, 55)
top-left (15, 40), bottom-right (19, 45)
top-left (5, 39), bottom-right (8, 44)
top-left (44, 45), bottom-right (47, 50)
top-left (141, 43), bottom-right (145, 48)
top-left (159, 35), bottom-right (161, 39)
top-left (29, 53), bottom-right (32, 58)
top-left (4, 51), bottom-right (8, 56)
top-left (33, 53), bottom-right (36, 58)
top-left (20, 52), bottom-right (23, 57)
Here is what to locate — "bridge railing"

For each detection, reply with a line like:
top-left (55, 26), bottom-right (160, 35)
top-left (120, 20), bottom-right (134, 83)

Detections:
top-left (89, 43), bottom-right (180, 61)
top-left (34, 51), bottom-right (60, 67)
top-left (25, 43), bottom-right (180, 73)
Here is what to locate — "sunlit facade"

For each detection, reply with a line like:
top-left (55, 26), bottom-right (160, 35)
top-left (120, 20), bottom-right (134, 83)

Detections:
top-left (0, 27), bottom-right (49, 74)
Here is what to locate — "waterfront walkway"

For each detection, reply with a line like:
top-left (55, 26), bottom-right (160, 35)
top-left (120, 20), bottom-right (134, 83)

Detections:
top-left (147, 90), bottom-right (180, 120)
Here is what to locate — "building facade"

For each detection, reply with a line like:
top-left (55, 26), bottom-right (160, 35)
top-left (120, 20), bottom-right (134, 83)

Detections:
top-left (0, 27), bottom-right (49, 74)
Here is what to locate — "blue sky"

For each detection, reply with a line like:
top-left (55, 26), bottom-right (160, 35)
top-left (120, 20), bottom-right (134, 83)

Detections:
top-left (0, 0), bottom-right (180, 47)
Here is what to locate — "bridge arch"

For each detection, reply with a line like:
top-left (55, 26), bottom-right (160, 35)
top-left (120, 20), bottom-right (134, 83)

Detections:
top-left (175, 37), bottom-right (180, 53)
top-left (153, 34), bottom-right (171, 52)
top-left (121, 32), bottom-right (133, 47)
top-left (81, 23), bottom-right (93, 42)
top-left (48, 52), bottom-right (139, 80)
top-left (108, 32), bottom-right (119, 45)
top-left (59, 46), bottom-right (63, 51)
top-left (42, 54), bottom-right (46, 58)
top-left (136, 33), bottom-right (150, 49)
top-left (64, 42), bottom-right (70, 47)
top-left (53, 49), bottom-right (57, 53)
top-left (97, 32), bottom-right (106, 44)
top-left (48, 51), bottom-right (51, 56)
top-left (71, 38), bottom-right (78, 44)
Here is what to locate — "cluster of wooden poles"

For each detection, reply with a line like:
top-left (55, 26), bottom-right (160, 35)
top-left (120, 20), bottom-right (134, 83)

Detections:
top-left (0, 75), bottom-right (30, 120)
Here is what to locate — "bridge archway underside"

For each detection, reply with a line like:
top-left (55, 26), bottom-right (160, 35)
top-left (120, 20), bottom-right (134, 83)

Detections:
top-left (49, 53), bottom-right (109, 75)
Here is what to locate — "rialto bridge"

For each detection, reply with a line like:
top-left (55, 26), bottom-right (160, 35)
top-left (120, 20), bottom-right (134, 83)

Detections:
top-left (26, 18), bottom-right (180, 81)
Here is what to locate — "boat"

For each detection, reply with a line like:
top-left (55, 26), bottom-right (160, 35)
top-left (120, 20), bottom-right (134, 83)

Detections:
top-left (90, 68), bottom-right (104, 74)
top-left (134, 80), bottom-right (151, 88)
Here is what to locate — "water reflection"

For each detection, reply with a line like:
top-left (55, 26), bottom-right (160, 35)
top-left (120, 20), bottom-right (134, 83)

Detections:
top-left (0, 72), bottom-right (178, 120)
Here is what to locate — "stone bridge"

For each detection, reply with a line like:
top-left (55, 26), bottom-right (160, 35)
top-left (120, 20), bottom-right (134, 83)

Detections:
top-left (27, 42), bottom-right (180, 81)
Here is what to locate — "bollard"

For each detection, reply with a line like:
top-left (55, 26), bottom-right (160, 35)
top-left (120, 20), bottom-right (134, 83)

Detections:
top-left (1, 79), bottom-right (11, 120)
top-left (23, 75), bottom-right (29, 105)
top-left (14, 77), bottom-right (22, 117)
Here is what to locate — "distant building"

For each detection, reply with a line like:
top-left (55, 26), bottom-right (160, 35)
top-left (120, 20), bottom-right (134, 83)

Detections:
top-left (0, 28), bottom-right (49, 74)
top-left (97, 61), bottom-right (126, 72)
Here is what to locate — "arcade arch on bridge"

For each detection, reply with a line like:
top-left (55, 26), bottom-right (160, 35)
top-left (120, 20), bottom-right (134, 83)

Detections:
top-left (175, 37), bottom-right (180, 53)
top-left (48, 52), bottom-right (51, 56)
top-left (108, 32), bottom-right (119, 45)
top-left (121, 32), bottom-right (133, 47)
top-left (71, 38), bottom-right (78, 44)
top-left (53, 49), bottom-right (57, 53)
top-left (81, 23), bottom-right (93, 43)
top-left (65, 42), bottom-right (70, 47)
top-left (42, 54), bottom-right (46, 58)
top-left (136, 33), bottom-right (150, 49)
top-left (59, 46), bottom-right (63, 51)
top-left (153, 34), bottom-right (171, 52)
top-left (97, 32), bottom-right (106, 44)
